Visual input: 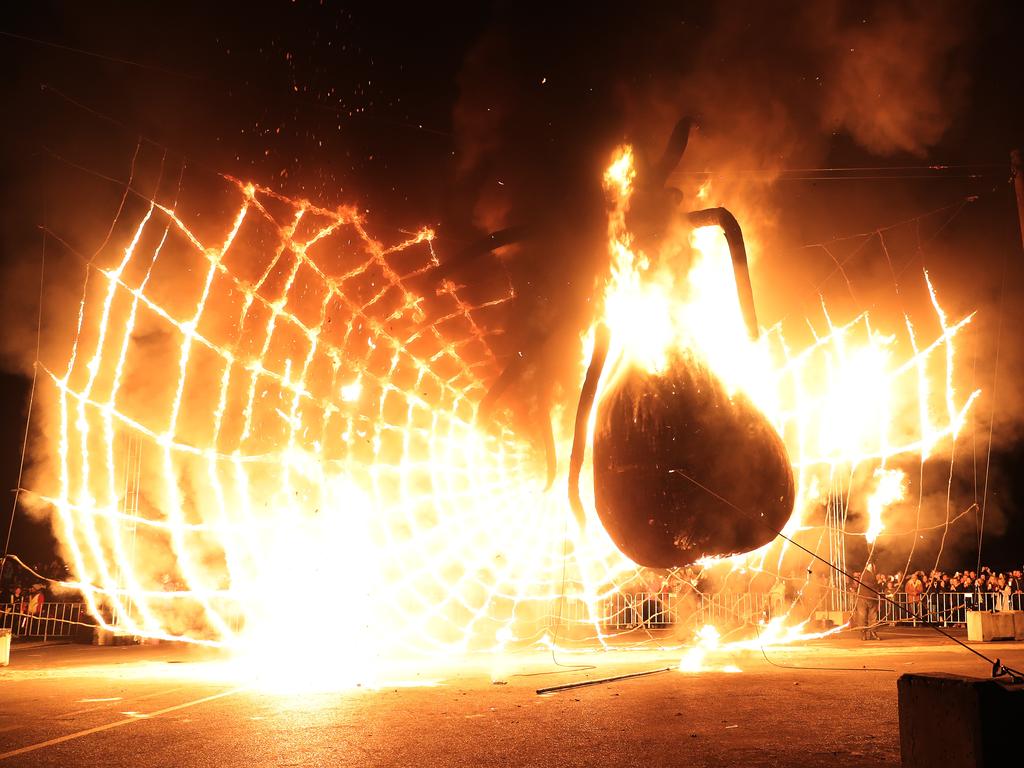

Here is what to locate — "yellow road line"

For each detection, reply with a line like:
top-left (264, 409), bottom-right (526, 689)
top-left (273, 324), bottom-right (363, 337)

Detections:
top-left (0, 687), bottom-right (242, 761)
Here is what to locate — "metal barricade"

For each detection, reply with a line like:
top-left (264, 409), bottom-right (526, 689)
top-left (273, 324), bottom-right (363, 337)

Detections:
top-left (0, 602), bottom-right (85, 640)
top-left (605, 592), bottom-right (676, 629)
top-left (548, 591), bottom-right (777, 633)
top-left (698, 592), bottom-right (771, 627)
top-left (558, 590), bottom-right (1024, 633)
top-left (876, 591), bottom-right (1024, 626)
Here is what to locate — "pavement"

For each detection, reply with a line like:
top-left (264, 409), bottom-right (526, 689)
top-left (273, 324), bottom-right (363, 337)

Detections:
top-left (1, 627), bottom-right (1022, 767)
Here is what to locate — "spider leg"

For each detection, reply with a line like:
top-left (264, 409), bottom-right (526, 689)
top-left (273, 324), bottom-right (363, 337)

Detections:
top-left (535, 392), bottom-right (557, 491)
top-left (430, 225), bottom-right (531, 282)
top-left (478, 355), bottom-right (527, 420)
top-left (440, 223), bottom-right (559, 481)
top-left (651, 116), bottom-right (693, 188)
top-left (568, 323), bottom-right (611, 529)
top-left (479, 352), bottom-right (558, 490)
top-left (686, 207), bottom-right (760, 341)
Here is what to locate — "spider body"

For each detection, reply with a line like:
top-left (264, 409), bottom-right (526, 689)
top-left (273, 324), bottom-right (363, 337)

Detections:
top-left (593, 355), bottom-right (794, 568)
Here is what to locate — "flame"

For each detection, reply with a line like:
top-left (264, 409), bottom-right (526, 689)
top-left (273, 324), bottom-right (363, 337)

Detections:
top-left (678, 619), bottom-right (846, 673)
top-left (603, 146), bottom-right (637, 198)
top-left (865, 468), bottom-right (906, 543)
top-left (33, 145), bottom-right (979, 685)
top-left (678, 624), bottom-right (726, 672)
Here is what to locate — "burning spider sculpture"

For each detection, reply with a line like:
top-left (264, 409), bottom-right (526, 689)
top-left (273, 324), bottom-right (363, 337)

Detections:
top-left (472, 119), bottom-right (795, 568)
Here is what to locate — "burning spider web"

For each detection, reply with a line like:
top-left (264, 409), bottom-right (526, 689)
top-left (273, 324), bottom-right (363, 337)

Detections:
top-left (40, 157), bottom-right (638, 662)
top-left (31, 146), bottom-right (981, 672)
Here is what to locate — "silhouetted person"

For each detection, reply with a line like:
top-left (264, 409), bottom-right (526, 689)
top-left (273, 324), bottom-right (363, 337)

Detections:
top-left (853, 562), bottom-right (880, 640)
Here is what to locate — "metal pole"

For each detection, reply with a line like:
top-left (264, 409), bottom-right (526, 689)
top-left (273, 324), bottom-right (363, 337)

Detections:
top-left (537, 666), bottom-right (673, 695)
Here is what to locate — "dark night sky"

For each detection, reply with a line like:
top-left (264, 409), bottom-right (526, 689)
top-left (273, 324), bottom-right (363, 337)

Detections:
top-left (1, 1), bottom-right (1023, 569)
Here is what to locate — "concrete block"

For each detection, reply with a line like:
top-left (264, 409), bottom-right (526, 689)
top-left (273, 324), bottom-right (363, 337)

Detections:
top-left (966, 610), bottom-right (1024, 641)
top-left (898, 672), bottom-right (1024, 768)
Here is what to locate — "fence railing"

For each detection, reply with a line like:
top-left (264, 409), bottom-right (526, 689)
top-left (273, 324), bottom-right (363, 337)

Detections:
top-left (0, 602), bottom-right (86, 640)
top-left (877, 591), bottom-right (1024, 625)
top-left (548, 590), bottom-right (1024, 633)
top-left (2, 592), bottom-right (1021, 642)
top-left (549, 591), bottom-right (781, 633)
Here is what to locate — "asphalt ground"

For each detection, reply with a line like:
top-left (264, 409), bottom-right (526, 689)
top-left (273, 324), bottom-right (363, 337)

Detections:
top-left (2, 628), bottom-right (1022, 767)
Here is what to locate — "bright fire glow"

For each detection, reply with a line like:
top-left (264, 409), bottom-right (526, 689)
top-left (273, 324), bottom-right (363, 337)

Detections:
top-left (32, 145), bottom-right (979, 685)
top-left (865, 468), bottom-right (906, 543)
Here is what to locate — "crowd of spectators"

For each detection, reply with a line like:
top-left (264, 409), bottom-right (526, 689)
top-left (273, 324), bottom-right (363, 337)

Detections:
top-left (857, 566), bottom-right (1023, 600)
top-left (616, 561), bottom-right (1024, 630)
top-left (853, 565), bottom-right (1024, 624)
top-left (864, 566), bottom-right (1023, 598)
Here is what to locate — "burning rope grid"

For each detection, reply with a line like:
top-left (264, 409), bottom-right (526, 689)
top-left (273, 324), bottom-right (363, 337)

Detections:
top-left (30, 153), bottom-right (981, 658)
top-left (37, 168), bottom-right (647, 652)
